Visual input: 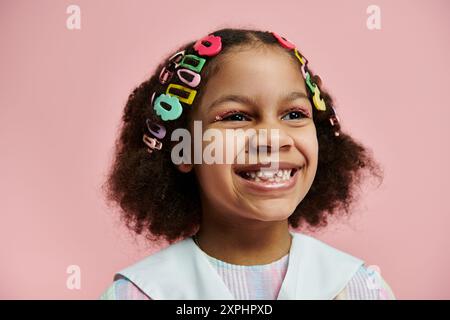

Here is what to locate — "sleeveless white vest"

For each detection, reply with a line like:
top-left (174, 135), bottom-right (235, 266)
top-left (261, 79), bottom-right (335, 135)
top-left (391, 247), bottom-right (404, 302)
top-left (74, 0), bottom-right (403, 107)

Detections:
top-left (115, 231), bottom-right (364, 300)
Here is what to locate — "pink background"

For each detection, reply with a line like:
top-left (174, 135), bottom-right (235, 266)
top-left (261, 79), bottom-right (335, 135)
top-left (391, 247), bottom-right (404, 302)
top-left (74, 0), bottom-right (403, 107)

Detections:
top-left (1, 0), bottom-right (449, 299)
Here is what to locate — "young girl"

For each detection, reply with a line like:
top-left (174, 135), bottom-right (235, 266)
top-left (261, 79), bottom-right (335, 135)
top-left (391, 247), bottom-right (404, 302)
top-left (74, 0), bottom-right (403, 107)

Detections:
top-left (100, 28), bottom-right (395, 300)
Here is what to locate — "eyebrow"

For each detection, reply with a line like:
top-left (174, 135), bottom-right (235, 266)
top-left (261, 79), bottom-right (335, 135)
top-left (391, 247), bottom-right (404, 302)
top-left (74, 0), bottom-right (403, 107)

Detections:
top-left (206, 91), bottom-right (309, 112)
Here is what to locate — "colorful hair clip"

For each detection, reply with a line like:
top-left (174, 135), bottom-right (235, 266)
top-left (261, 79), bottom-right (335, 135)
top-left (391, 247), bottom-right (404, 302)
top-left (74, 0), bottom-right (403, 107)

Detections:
top-left (154, 93), bottom-right (183, 121)
top-left (312, 86), bottom-right (326, 111)
top-left (177, 68), bottom-right (201, 88)
top-left (166, 83), bottom-right (197, 105)
top-left (146, 118), bottom-right (166, 139)
top-left (330, 112), bottom-right (341, 136)
top-left (150, 91), bottom-right (156, 106)
top-left (143, 134), bottom-right (162, 153)
top-left (159, 51), bottom-right (186, 85)
top-left (168, 50), bottom-right (185, 67)
top-left (193, 34), bottom-right (222, 56)
top-left (300, 63), bottom-right (308, 81)
top-left (329, 106), bottom-right (340, 127)
top-left (159, 65), bottom-right (175, 84)
top-left (294, 48), bottom-right (306, 65)
top-left (179, 54), bottom-right (206, 73)
top-left (271, 32), bottom-right (296, 50)
top-left (305, 72), bottom-right (316, 93)
top-left (143, 134), bottom-right (162, 150)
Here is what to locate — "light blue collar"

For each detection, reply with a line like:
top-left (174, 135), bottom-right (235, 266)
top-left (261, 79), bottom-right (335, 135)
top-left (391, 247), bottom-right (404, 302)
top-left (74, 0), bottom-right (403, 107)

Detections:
top-left (115, 231), bottom-right (364, 300)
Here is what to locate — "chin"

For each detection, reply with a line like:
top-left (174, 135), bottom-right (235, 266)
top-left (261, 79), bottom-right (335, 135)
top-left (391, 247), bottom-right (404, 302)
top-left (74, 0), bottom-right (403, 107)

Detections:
top-left (243, 199), bottom-right (297, 221)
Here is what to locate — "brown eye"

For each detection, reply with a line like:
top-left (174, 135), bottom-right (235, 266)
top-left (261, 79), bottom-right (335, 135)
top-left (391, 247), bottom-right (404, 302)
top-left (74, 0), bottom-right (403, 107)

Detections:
top-left (222, 112), bottom-right (251, 121)
top-left (281, 110), bottom-right (307, 120)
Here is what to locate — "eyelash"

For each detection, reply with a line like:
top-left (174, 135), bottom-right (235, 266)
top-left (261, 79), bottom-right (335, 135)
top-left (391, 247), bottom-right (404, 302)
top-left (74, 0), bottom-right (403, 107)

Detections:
top-left (214, 110), bottom-right (252, 122)
top-left (214, 107), bottom-right (311, 122)
top-left (282, 107), bottom-right (311, 120)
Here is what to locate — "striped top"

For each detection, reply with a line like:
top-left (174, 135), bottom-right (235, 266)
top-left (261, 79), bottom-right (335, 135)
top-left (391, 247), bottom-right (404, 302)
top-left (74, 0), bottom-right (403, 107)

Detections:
top-left (100, 246), bottom-right (396, 300)
top-left (203, 251), bottom-right (290, 300)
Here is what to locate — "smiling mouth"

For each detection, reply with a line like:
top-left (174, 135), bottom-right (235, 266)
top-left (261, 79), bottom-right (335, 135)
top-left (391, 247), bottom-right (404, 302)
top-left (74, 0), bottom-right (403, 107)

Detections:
top-left (236, 168), bottom-right (297, 182)
top-left (233, 163), bottom-right (303, 187)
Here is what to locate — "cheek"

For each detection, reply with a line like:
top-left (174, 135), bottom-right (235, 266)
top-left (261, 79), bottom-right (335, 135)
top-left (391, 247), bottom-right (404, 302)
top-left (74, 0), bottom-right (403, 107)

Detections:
top-left (194, 164), bottom-right (233, 193)
top-left (308, 136), bottom-right (319, 166)
top-left (303, 131), bottom-right (319, 185)
top-left (293, 127), bottom-right (319, 164)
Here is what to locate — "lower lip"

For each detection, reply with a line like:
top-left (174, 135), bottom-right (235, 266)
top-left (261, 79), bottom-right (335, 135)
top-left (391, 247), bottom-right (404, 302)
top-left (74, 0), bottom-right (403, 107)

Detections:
top-left (234, 168), bottom-right (301, 193)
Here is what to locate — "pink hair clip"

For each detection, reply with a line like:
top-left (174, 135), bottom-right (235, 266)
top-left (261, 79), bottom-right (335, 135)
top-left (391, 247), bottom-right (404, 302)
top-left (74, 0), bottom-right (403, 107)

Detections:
top-left (159, 64), bottom-right (175, 84)
top-left (143, 134), bottom-right (162, 153)
top-left (158, 50), bottom-right (186, 85)
top-left (177, 68), bottom-right (201, 88)
top-left (271, 32), bottom-right (296, 50)
top-left (193, 34), bottom-right (222, 56)
top-left (329, 106), bottom-right (341, 136)
top-left (168, 50), bottom-right (185, 67)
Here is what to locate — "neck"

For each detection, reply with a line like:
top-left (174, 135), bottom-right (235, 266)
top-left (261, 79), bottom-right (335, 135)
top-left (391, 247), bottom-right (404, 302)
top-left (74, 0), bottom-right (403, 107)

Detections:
top-left (194, 207), bottom-right (293, 266)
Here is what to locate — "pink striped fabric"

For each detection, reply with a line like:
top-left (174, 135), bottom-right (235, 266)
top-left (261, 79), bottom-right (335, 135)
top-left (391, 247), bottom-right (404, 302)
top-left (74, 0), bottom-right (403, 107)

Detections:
top-left (203, 251), bottom-right (289, 300)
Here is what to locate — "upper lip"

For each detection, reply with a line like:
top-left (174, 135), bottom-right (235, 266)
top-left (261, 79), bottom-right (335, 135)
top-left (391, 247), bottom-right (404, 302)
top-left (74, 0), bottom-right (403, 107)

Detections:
top-left (233, 161), bottom-right (303, 173)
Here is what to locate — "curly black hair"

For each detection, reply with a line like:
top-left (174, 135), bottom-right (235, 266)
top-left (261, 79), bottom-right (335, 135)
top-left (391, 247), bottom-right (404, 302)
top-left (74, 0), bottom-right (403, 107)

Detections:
top-left (102, 28), bottom-right (384, 244)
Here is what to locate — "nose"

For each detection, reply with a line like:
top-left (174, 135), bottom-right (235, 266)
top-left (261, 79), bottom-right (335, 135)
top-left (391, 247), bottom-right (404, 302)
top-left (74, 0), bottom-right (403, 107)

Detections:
top-left (248, 122), bottom-right (294, 155)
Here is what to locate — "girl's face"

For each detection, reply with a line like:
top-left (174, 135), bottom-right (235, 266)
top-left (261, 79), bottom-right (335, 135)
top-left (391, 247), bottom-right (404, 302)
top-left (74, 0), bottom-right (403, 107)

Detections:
top-left (186, 46), bottom-right (318, 223)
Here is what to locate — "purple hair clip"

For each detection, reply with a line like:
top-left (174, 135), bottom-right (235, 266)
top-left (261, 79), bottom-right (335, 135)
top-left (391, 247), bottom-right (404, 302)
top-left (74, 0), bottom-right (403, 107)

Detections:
top-left (146, 118), bottom-right (166, 140)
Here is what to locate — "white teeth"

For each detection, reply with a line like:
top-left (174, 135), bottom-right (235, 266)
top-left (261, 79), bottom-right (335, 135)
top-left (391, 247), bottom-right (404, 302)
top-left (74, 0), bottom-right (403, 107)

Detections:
top-left (262, 171), bottom-right (275, 178)
top-left (239, 168), bottom-right (295, 183)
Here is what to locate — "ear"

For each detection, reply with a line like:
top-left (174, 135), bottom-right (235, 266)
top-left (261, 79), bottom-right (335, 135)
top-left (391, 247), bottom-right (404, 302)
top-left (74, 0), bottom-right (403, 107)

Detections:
top-left (176, 163), bottom-right (194, 173)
